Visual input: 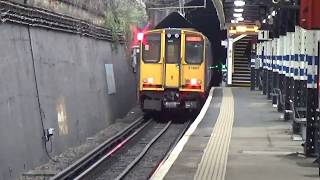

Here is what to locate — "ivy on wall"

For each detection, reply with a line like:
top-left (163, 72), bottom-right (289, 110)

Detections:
top-left (105, 0), bottom-right (148, 49)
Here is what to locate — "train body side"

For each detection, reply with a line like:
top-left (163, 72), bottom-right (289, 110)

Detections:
top-left (139, 28), bottom-right (213, 112)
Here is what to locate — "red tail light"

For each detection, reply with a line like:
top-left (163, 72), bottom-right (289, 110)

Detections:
top-left (183, 78), bottom-right (202, 89)
top-left (142, 77), bottom-right (162, 88)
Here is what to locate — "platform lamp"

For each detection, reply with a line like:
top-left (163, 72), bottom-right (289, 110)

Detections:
top-left (234, 0), bottom-right (245, 7)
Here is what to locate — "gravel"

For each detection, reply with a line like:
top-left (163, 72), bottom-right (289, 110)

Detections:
top-left (19, 106), bottom-right (143, 180)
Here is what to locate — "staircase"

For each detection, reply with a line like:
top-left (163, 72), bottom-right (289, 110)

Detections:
top-left (232, 35), bottom-right (253, 87)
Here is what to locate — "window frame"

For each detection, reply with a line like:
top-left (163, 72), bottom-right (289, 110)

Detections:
top-left (184, 35), bottom-right (205, 65)
top-left (165, 35), bottom-right (181, 64)
top-left (142, 32), bottom-right (162, 64)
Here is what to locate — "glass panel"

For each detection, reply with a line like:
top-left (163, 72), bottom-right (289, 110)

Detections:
top-left (166, 37), bottom-right (180, 64)
top-left (185, 36), bottom-right (204, 64)
top-left (142, 33), bottom-right (161, 63)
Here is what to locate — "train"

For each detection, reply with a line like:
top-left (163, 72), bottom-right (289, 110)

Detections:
top-left (138, 28), bottom-right (213, 112)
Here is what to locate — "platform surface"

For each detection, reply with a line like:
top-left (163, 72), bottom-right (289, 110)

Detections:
top-left (152, 87), bottom-right (318, 180)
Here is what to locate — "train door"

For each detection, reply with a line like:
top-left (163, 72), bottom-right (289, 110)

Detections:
top-left (164, 30), bottom-right (181, 88)
top-left (140, 30), bottom-right (164, 91)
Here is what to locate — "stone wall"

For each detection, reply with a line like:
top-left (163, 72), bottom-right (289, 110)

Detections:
top-left (10, 0), bottom-right (107, 25)
top-left (0, 23), bottom-right (136, 180)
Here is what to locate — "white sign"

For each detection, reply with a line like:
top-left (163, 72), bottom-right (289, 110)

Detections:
top-left (105, 64), bottom-right (116, 94)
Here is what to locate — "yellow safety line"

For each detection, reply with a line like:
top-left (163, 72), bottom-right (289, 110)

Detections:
top-left (194, 88), bottom-right (234, 180)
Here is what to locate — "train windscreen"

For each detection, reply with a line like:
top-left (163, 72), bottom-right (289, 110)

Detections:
top-left (142, 33), bottom-right (161, 63)
top-left (185, 36), bottom-right (204, 64)
top-left (165, 34), bottom-right (181, 64)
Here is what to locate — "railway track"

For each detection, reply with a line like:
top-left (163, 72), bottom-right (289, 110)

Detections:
top-left (51, 115), bottom-right (192, 180)
top-left (51, 116), bottom-right (148, 180)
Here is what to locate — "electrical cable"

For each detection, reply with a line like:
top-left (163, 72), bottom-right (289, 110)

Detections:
top-left (27, 26), bottom-right (58, 163)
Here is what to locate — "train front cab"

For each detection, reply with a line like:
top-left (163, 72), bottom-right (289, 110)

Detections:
top-left (139, 29), bottom-right (165, 111)
top-left (180, 30), bottom-right (209, 110)
top-left (139, 29), bottom-right (210, 112)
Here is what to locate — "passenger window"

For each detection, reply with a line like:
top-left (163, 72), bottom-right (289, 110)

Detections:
top-left (142, 33), bottom-right (161, 63)
top-left (185, 36), bottom-right (204, 64)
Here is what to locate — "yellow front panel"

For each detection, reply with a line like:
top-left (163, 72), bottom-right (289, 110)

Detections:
top-left (140, 62), bottom-right (164, 90)
top-left (181, 64), bottom-right (205, 92)
top-left (165, 64), bottom-right (180, 87)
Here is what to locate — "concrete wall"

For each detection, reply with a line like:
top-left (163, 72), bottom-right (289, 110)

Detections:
top-left (0, 23), bottom-right (136, 180)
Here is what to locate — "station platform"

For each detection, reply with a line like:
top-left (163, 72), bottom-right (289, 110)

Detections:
top-left (151, 87), bottom-right (318, 180)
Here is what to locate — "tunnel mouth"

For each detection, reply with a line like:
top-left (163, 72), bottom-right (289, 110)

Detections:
top-left (153, 0), bottom-right (227, 86)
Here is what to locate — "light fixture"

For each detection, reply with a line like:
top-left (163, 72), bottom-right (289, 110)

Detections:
top-left (262, 19), bottom-right (266, 23)
top-left (236, 17), bottom-right (244, 21)
top-left (271, 10), bottom-right (276, 16)
top-left (233, 13), bottom-right (242, 18)
top-left (137, 33), bottom-right (144, 41)
top-left (234, 0), bottom-right (245, 7)
top-left (231, 19), bottom-right (239, 23)
top-left (234, 8), bottom-right (244, 13)
top-left (236, 26), bottom-right (247, 32)
top-left (268, 15), bottom-right (272, 19)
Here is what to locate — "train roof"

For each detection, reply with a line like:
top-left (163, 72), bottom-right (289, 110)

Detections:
top-left (155, 12), bottom-right (195, 29)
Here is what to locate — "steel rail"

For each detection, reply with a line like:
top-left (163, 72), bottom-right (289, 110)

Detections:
top-left (51, 116), bottom-right (148, 180)
top-left (149, 120), bottom-right (192, 178)
top-left (73, 120), bottom-right (153, 180)
top-left (114, 121), bottom-right (173, 180)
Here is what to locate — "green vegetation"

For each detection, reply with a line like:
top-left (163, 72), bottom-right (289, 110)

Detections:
top-left (105, 0), bottom-right (148, 45)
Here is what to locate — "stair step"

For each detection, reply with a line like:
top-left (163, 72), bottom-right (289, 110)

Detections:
top-left (233, 73), bottom-right (251, 77)
top-left (234, 62), bottom-right (249, 65)
top-left (235, 64), bottom-right (249, 67)
top-left (234, 70), bottom-right (251, 74)
top-left (232, 83), bottom-right (251, 87)
top-left (234, 57), bottom-right (248, 59)
top-left (234, 73), bottom-right (250, 76)
top-left (233, 77), bottom-right (250, 81)
top-left (234, 54), bottom-right (246, 57)
top-left (234, 59), bottom-right (248, 62)
top-left (236, 41), bottom-right (249, 44)
top-left (234, 60), bottom-right (248, 63)
top-left (234, 50), bottom-right (246, 53)
top-left (234, 53), bottom-right (247, 55)
top-left (234, 63), bottom-right (249, 66)
top-left (234, 67), bottom-right (250, 71)
top-left (234, 47), bottom-right (247, 50)
top-left (235, 44), bottom-right (248, 47)
top-left (232, 80), bottom-right (251, 84)
top-left (234, 65), bottom-right (250, 68)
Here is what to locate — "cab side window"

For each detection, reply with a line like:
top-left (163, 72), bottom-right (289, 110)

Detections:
top-left (185, 35), bottom-right (204, 64)
top-left (142, 33), bottom-right (161, 63)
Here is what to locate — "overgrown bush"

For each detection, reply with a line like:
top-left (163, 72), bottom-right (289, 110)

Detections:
top-left (105, 0), bottom-right (148, 48)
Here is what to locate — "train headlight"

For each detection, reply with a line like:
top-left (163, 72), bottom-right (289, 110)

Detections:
top-left (184, 78), bottom-right (201, 89)
top-left (144, 77), bottom-right (154, 84)
top-left (190, 78), bottom-right (198, 86)
top-left (186, 78), bottom-right (201, 86)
